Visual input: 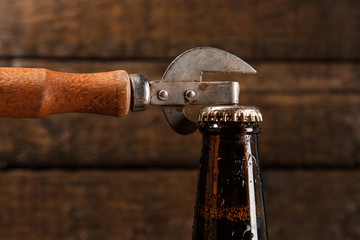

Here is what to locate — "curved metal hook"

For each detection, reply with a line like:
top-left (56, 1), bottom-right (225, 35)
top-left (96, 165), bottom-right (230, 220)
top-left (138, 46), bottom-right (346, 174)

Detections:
top-left (161, 47), bottom-right (256, 135)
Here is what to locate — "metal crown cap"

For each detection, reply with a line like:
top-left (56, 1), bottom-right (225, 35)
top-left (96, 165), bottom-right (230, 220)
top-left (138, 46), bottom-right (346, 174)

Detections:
top-left (198, 105), bottom-right (263, 123)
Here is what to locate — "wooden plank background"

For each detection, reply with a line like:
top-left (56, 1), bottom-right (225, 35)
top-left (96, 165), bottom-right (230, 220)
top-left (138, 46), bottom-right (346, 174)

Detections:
top-left (1, 170), bottom-right (359, 240)
top-left (0, 0), bottom-right (359, 239)
top-left (0, 0), bottom-right (359, 60)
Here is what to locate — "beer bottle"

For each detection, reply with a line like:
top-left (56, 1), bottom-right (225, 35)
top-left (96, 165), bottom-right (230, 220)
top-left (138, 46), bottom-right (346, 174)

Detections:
top-left (192, 105), bottom-right (268, 240)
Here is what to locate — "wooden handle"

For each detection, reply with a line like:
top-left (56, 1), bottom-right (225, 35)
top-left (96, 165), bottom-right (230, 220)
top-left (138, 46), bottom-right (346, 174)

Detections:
top-left (0, 68), bottom-right (131, 118)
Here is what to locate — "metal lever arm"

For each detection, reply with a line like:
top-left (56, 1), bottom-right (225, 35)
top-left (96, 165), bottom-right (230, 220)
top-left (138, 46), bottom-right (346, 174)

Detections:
top-left (0, 68), bottom-right (133, 118)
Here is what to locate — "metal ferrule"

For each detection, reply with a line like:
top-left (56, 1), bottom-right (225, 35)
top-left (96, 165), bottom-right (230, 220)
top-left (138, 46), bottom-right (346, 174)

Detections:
top-left (130, 74), bottom-right (150, 111)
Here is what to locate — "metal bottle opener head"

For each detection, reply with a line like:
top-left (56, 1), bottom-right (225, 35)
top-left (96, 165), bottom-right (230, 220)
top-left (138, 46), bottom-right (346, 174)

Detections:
top-left (155, 47), bottom-right (256, 134)
top-left (131, 47), bottom-right (256, 135)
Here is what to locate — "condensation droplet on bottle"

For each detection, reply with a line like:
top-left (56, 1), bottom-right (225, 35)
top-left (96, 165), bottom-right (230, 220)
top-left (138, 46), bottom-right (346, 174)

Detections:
top-left (243, 225), bottom-right (251, 238)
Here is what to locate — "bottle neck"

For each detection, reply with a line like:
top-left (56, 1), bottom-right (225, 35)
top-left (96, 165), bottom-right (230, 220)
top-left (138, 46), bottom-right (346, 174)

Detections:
top-left (199, 121), bottom-right (260, 135)
top-left (193, 121), bottom-right (267, 240)
top-left (199, 122), bottom-right (261, 161)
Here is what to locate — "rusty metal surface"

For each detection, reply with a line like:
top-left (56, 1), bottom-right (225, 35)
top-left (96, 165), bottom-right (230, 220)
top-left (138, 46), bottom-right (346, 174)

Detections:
top-left (150, 81), bottom-right (239, 105)
top-left (160, 47), bottom-right (256, 134)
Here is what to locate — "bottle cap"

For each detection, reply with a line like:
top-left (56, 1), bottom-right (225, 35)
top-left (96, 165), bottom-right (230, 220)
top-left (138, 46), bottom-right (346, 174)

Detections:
top-left (198, 105), bottom-right (263, 123)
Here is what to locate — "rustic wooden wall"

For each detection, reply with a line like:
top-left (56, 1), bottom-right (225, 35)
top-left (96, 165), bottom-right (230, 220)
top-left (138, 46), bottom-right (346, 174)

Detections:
top-left (0, 0), bottom-right (359, 239)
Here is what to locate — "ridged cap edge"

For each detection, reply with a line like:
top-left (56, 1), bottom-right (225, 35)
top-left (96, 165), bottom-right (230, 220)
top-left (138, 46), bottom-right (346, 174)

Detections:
top-left (198, 105), bottom-right (263, 122)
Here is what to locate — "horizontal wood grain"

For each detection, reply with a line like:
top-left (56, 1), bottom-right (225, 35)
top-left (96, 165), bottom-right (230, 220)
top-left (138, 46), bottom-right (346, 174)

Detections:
top-left (0, 60), bottom-right (358, 168)
top-left (0, 60), bottom-right (10, 66)
top-left (0, 170), bottom-right (196, 240)
top-left (0, 0), bottom-right (359, 60)
top-left (264, 170), bottom-right (360, 240)
top-left (0, 169), bottom-right (359, 240)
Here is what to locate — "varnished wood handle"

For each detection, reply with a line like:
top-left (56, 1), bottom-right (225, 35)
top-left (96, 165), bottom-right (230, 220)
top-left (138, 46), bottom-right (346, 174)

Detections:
top-left (0, 68), bottom-right (131, 118)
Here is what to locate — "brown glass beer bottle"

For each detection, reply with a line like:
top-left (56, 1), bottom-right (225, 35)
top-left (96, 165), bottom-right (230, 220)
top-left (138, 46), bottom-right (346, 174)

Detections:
top-left (192, 105), bottom-right (268, 240)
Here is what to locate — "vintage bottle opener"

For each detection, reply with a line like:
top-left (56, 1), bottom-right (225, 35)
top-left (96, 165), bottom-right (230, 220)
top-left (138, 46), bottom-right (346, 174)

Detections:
top-left (0, 47), bottom-right (256, 134)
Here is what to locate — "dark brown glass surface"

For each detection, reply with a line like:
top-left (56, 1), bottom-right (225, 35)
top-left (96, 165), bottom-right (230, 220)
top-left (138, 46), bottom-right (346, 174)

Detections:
top-left (192, 122), bottom-right (267, 240)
